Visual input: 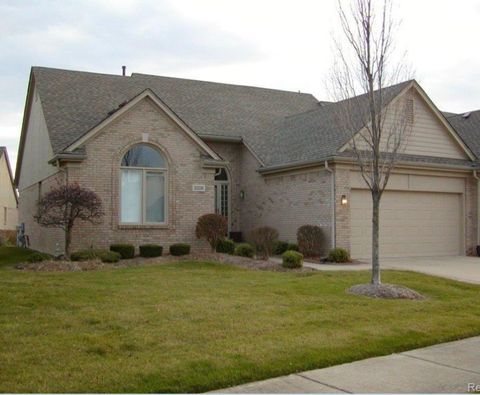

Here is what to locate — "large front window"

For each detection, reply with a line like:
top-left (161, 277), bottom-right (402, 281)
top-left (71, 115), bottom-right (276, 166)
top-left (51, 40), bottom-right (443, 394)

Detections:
top-left (120, 144), bottom-right (166, 224)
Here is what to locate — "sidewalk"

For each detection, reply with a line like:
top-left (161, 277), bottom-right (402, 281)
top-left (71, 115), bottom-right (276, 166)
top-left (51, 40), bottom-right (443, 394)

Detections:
top-left (215, 336), bottom-right (480, 393)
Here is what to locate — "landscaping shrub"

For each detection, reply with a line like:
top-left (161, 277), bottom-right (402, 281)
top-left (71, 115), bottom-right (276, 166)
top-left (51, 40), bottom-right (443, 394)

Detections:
top-left (109, 244), bottom-right (135, 259)
top-left (282, 250), bottom-right (304, 268)
top-left (247, 226), bottom-right (279, 259)
top-left (234, 243), bottom-right (254, 258)
top-left (216, 238), bottom-right (235, 254)
top-left (195, 213), bottom-right (228, 251)
top-left (169, 243), bottom-right (191, 256)
top-left (297, 224), bottom-right (325, 257)
top-left (139, 244), bottom-right (163, 257)
top-left (287, 243), bottom-right (299, 252)
top-left (26, 252), bottom-right (53, 263)
top-left (327, 247), bottom-right (350, 263)
top-left (100, 251), bottom-right (121, 263)
top-left (70, 249), bottom-right (100, 261)
top-left (273, 240), bottom-right (289, 255)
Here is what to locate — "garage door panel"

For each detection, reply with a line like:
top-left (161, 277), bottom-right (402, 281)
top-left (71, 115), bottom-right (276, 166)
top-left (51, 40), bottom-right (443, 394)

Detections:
top-left (350, 189), bottom-right (462, 258)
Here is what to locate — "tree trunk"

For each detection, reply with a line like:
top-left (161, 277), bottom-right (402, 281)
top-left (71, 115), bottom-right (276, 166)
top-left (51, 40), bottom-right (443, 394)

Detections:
top-left (65, 228), bottom-right (72, 258)
top-left (371, 193), bottom-right (381, 285)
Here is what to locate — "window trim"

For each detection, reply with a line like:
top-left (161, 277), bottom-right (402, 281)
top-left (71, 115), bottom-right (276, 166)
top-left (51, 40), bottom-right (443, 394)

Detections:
top-left (119, 148), bottom-right (168, 226)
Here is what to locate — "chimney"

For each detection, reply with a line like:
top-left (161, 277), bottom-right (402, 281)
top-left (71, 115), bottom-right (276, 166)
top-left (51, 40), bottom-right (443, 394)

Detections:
top-left (122, 66), bottom-right (126, 76)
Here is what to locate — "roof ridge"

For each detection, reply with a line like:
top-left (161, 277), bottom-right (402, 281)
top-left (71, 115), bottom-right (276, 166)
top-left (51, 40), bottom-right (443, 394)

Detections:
top-left (32, 66), bottom-right (128, 79)
top-left (444, 108), bottom-right (480, 118)
top-left (132, 72), bottom-right (317, 97)
top-left (284, 79), bottom-right (414, 121)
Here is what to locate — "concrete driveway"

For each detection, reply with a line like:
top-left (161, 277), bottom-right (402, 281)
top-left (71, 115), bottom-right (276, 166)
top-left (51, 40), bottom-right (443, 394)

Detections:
top-left (380, 256), bottom-right (480, 284)
top-left (302, 256), bottom-right (480, 284)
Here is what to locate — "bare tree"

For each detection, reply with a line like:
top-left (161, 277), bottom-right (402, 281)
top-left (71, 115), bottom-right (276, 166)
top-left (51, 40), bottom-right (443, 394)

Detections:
top-left (328, 0), bottom-right (413, 285)
top-left (35, 182), bottom-right (104, 257)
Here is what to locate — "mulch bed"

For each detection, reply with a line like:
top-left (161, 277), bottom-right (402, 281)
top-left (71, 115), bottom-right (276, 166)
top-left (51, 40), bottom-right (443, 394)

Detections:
top-left (347, 283), bottom-right (425, 300)
top-left (15, 253), bottom-right (315, 273)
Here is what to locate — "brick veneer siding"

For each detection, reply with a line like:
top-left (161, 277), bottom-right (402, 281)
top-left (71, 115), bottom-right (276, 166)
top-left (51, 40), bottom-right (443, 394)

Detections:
top-left (334, 167), bottom-right (351, 251)
top-left (66, 97), bottom-right (215, 253)
top-left (22, 97), bottom-right (216, 255)
top-left (18, 171), bottom-right (66, 255)
top-left (465, 175), bottom-right (478, 255)
top-left (206, 142), bottom-right (242, 232)
top-left (240, 147), bottom-right (333, 253)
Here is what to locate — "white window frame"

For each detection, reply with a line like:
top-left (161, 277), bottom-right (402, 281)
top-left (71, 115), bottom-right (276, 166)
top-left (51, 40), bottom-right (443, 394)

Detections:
top-left (119, 162), bottom-right (168, 226)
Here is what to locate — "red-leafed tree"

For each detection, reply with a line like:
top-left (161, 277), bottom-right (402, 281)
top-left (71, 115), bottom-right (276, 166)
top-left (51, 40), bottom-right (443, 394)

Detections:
top-left (35, 182), bottom-right (104, 257)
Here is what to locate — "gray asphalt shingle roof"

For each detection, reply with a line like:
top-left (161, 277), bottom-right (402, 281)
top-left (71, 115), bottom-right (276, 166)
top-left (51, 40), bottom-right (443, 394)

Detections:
top-left (31, 67), bottom-right (479, 168)
top-left (33, 67), bottom-right (320, 162)
top-left (444, 110), bottom-right (480, 159)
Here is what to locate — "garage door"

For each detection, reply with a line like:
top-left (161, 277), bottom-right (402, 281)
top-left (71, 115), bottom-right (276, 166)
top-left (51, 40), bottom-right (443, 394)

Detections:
top-left (350, 189), bottom-right (463, 258)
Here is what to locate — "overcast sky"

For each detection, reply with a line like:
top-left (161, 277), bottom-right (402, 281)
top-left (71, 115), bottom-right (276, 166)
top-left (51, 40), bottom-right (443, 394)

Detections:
top-left (2, 0), bottom-right (480, 169)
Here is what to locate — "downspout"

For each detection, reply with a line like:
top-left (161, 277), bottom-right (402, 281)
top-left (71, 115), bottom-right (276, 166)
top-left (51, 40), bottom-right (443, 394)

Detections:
top-left (473, 170), bottom-right (480, 248)
top-left (325, 160), bottom-right (336, 249)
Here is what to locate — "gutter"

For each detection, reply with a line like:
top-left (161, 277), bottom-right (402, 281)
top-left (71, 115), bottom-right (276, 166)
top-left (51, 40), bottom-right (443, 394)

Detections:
top-left (198, 134), bottom-right (243, 143)
top-left (47, 153), bottom-right (87, 165)
top-left (325, 160), bottom-right (336, 249)
top-left (258, 155), bottom-right (479, 175)
top-left (202, 158), bottom-right (229, 169)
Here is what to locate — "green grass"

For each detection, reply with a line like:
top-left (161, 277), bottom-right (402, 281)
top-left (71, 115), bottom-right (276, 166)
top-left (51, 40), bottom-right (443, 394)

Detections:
top-left (0, 246), bottom-right (34, 268)
top-left (1, 260), bottom-right (480, 392)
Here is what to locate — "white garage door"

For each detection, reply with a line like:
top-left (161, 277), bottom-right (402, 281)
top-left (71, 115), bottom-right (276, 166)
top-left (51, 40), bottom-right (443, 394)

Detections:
top-left (350, 189), bottom-right (463, 258)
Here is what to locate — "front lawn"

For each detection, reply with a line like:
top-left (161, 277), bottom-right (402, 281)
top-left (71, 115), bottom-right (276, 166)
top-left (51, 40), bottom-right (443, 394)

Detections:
top-left (1, 261), bottom-right (480, 392)
top-left (0, 246), bottom-right (34, 268)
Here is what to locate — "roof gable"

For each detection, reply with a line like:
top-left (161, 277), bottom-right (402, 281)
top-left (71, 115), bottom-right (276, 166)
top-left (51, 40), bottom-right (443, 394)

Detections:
top-left (340, 82), bottom-right (474, 161)
top-left (64, 89), bottom-right (220, 160)
top-left (0, 147), bottom-right (18, 204)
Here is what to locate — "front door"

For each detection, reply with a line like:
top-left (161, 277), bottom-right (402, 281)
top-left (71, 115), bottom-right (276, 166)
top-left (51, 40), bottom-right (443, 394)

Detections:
top-left (214, 168), bottom-right (229, 232)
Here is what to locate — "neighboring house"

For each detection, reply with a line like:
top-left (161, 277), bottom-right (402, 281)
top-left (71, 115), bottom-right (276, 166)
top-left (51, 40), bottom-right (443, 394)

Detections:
top-left (0, 147), bottom-right (18, 233)
top-left (14, 67), bottom-right (480, 258)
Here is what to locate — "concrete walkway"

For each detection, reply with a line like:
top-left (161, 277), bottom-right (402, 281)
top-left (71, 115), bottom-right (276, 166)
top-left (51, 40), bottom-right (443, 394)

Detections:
top-left (216, 336), bottom-right (480, 393)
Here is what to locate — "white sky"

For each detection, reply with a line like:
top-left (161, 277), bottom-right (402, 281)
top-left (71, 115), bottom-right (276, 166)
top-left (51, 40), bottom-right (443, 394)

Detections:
top-left (1, 0), bottom-right (480, 169)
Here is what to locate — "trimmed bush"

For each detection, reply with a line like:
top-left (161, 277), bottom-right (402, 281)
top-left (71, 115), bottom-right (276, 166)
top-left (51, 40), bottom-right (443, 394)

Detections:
top-left (234, 243), bottom-right (254, 258)
top-left (327, 248), bottom-right (350, 263)
top-left (139, 244), bottom-right (163, 257)
top-left (195, 213), bottom-right (228, 251)
top-left (297, 225), bottom-right (325, 257)
top-left (26, 252), bottom-right (53, 263)
top-left (70, 249), bottom-right (100, 261)
top-left (273, 240), bottom-right (289, 255)
top-left (247, 226), bottom-right (279, 259)
top-left (216, 238), bottom-right (235, 254)
top-left (170, 243), bottom-right (191, 256)
top-left (100, 251), bottom-right (121, 263)
top-left (109, 244), bottom-right (135, 259)
top-left (287, 243), bottom-right (299, 252)
top-left (282, 250), bottom-right (304, 268)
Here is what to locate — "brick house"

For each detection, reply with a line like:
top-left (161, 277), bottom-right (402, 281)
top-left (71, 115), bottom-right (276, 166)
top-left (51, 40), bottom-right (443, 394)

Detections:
top-left (15, 67), bottom-right (480, 258)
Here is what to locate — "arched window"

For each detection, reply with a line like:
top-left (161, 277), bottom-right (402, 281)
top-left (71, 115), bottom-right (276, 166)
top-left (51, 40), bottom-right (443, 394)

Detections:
top-left (120, 144), bottom-right (167, 224)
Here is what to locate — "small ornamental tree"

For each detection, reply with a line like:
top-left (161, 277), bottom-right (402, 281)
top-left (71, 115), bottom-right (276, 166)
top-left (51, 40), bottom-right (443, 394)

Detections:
top-left (35, 182), bottom-right (104, 257)
top-left (195, 213), bottom-right (228, 251)
top-left (248, 226), bottom-right (279, 260)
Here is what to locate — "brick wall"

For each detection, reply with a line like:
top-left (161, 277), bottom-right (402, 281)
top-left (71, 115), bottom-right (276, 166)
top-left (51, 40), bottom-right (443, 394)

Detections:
top-left (240, 147), bottom-right (333, 253)
top-left (465, 175), bottom-right (478, 255)
top-left (20, 97), bottom-right (216, 255)
top-left (334, 167), bottom-right (351, 251)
